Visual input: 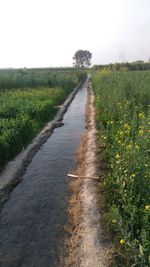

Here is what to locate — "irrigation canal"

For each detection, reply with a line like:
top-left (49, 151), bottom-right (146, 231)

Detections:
top-left (0, 81), bottom-right (88, 267)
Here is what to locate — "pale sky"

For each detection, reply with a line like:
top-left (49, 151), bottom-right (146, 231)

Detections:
top-left (0, 0), bottom-right (150, 68)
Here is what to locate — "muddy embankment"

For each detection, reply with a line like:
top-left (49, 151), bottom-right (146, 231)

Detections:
top-left (66, 81), bottom-right (112, 267)
top-left (0, 80), bottom-right (85, 210)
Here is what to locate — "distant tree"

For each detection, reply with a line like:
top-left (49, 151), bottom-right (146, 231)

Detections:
top-left (73, 50), bottom-right (92, 67)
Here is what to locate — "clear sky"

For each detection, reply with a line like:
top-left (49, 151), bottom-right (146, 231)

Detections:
top-left (0, 0), bottom-right (150, 68)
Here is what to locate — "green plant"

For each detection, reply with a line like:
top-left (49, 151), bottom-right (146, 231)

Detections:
top-left (92, 70), bottom-right (150, 266)
top-left (0, 69), bottom-right (86, 170)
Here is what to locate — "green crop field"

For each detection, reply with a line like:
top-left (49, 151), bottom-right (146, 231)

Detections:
top-left (92, 70), bottom-right (150, 266)
top-left (0, 68), bottom-right (86, 170)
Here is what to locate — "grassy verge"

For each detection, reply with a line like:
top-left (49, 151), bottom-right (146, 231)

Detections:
top-left (0, 69), bottom-right (86, 170)
top-left (92, 70), bottom-right (150, 266)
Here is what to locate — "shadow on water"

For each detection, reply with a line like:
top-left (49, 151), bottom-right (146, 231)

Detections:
top-left (0, 82), bottom-right (88, 267)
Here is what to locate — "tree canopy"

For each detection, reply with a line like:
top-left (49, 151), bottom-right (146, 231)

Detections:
top-left (73, 50), bottom-right (92, 68)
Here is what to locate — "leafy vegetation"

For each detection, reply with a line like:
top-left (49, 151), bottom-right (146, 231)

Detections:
top-left (0, 68), bottom-right (85, 90)
top-left (0, 69), bottom-right (86, 170)
top-left (92, 70), bottom-right (150, 266)
top-left (93, 61), bottom-right (150, 72)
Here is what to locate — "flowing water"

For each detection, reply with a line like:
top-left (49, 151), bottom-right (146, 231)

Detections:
top-left (0, 81), bottom-right (88, 267)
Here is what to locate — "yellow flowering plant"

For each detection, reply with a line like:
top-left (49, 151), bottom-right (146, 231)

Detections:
top-left (92, 70), bottom-right (150, 266)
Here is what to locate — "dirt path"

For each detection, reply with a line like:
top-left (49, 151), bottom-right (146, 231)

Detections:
top-left (66, 81), bottom-right (112, 267)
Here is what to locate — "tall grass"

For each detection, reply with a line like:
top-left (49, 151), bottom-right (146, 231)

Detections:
top-left (92, 70), bottom-right (150, 266)
top-left (0, 68), bottom-right (85, 90)
top-left (0, 69), bottom-right (86, 170)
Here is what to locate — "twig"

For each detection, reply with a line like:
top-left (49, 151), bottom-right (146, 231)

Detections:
top-left (67, 173), bottom-right (99, 181)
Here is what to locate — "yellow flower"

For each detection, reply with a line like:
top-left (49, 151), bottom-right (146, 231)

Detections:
top-left (139, 112), bottom-right (145, 119)
top-left (112, 219), bottom-right (117, 224)
top-left (115, 154), bottom-right (120, 159)
top-left (119, 131), bottom-right (123, 136)
top-left (145, 205), bottom-right (150, 211)
top-left (124, 124), bottom-right (130, 130)
top-left (120, 239), bottom-right (125, 245)
top-left (139, 130), bottom-right (144, 135)
top-left (127, 144), bottom-right (132, 150)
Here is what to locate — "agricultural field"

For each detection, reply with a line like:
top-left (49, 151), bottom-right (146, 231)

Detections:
top-left (92, 70), bottom-right (150, 266)
top-left (0, 68), bottom-right (86, 171)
